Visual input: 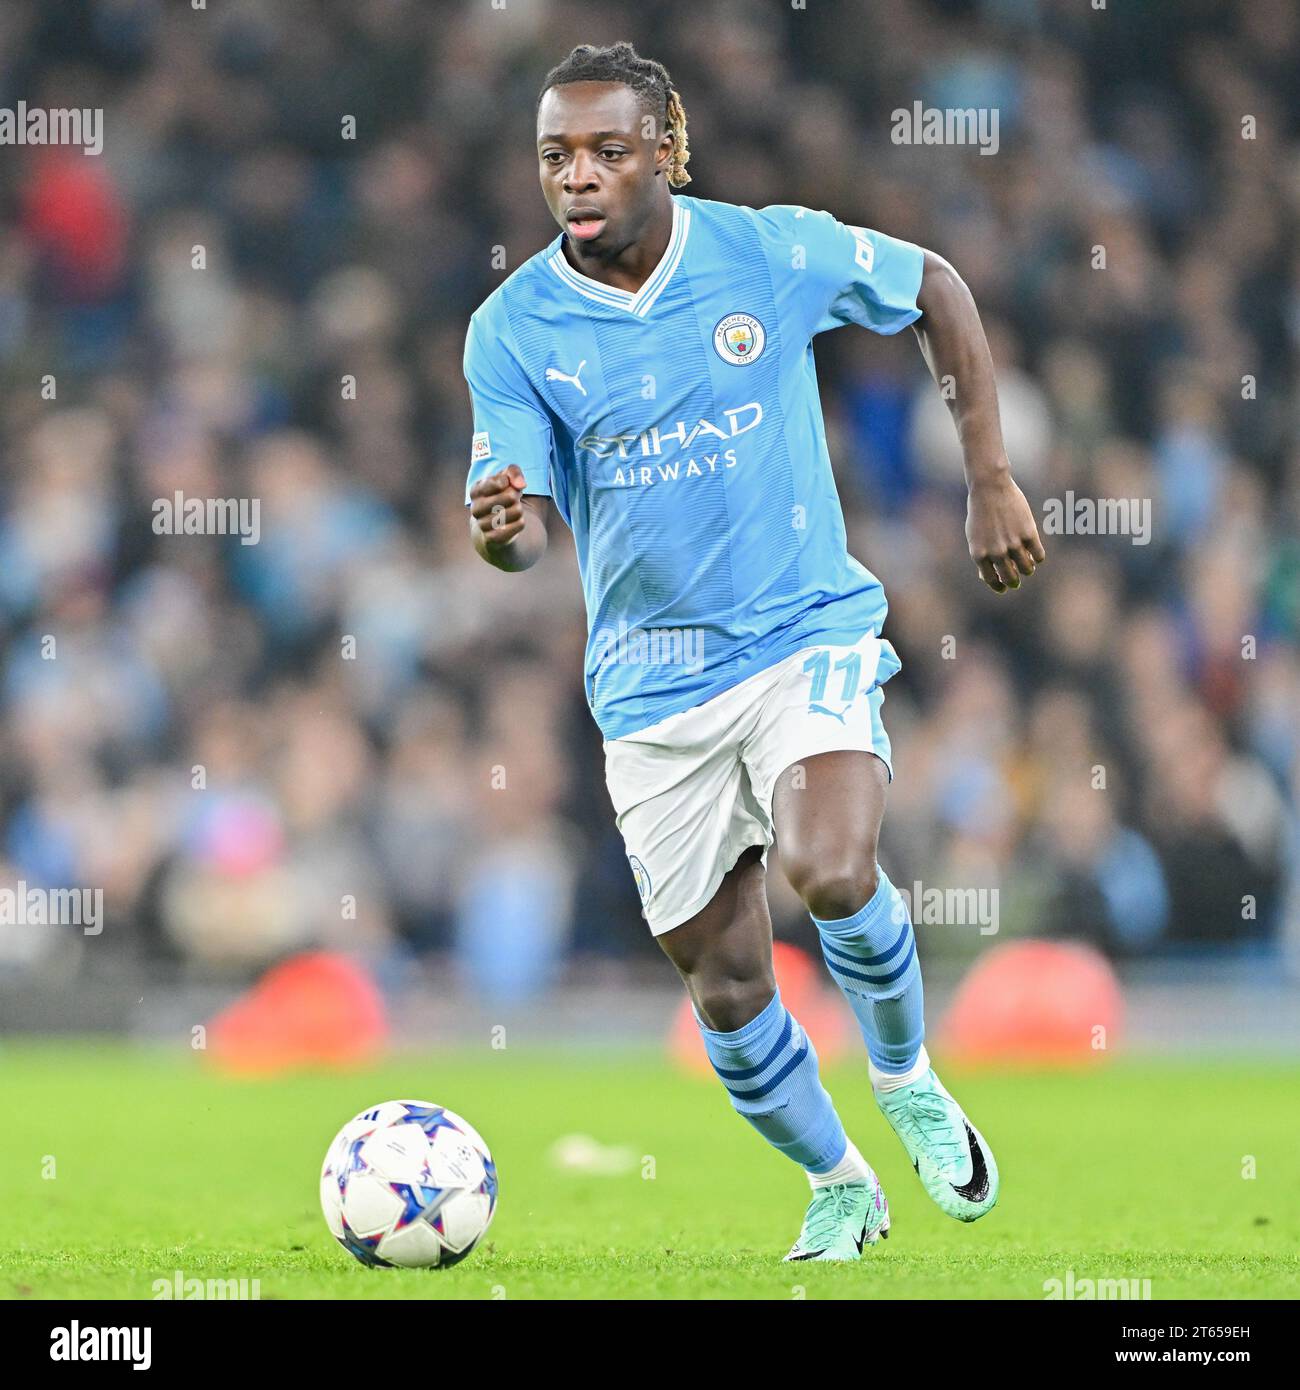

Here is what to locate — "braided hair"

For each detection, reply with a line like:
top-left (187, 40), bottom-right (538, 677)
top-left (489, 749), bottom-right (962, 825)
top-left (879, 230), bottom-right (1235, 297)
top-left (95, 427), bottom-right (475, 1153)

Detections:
top-left (538, 42), bottom-right (691, 187)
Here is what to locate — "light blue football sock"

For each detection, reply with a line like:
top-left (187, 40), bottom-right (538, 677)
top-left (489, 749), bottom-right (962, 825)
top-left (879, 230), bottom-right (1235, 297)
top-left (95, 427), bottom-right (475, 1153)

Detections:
top-left (813, 868), bottom-right (925, 1075)
top-left (696, 989), bottom-right (848, 1174)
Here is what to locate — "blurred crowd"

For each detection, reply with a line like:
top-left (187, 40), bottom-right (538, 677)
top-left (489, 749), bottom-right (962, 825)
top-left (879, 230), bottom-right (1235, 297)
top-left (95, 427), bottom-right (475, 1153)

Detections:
top-left (1, 0), bottom-right (1297, 1002)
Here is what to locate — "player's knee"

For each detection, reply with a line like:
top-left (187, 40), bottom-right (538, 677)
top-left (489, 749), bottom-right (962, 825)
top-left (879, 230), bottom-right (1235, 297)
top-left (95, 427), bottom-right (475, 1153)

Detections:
top-left (692, 973), bottom-right (776, 1034)
top-left (788, 856), bottom-right (880, 922)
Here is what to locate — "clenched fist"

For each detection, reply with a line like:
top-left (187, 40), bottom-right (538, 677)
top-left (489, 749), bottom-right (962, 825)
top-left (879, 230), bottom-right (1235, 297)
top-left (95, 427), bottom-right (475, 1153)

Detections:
top-left (469, 465), bottom-right (530, 547)
top-left (467, 464), bottom-right (548, 572)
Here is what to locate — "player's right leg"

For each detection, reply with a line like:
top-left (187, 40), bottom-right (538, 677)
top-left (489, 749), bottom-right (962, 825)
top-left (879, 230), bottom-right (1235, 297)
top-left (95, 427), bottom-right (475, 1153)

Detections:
top-left (655, 847), bottom-right (889, 1261)
top-left (603, 666), bottom-right (889, 1259)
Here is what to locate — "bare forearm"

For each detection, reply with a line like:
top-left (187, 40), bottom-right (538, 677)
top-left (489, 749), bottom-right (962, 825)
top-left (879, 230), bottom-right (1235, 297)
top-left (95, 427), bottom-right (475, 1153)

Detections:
top-left (910, 248), bottom-right (1046, 593)
top-left (912, 250), bottom-right (1009, 487)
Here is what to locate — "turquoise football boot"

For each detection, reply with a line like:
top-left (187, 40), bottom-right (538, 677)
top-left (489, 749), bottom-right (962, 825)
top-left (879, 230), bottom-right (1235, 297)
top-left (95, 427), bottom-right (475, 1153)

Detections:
top-left (783, 1172), bottom-right (890, 1262)
top-left (875, 1058), bottom-right (999, 1222)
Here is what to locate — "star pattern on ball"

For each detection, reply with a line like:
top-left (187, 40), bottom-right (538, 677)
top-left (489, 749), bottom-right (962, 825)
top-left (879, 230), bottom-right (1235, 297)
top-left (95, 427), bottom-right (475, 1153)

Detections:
top-left (389, 1180), bottom-right (449, 1231)
top-left (337, 1213), bottom-right (392, 1268)
top-left (478, 1155), bottom-right (499, 1211)
top-left (400, 1103), bottom-right (464, 1140)
top-left (335, 1136), bottom-right (370, 1197)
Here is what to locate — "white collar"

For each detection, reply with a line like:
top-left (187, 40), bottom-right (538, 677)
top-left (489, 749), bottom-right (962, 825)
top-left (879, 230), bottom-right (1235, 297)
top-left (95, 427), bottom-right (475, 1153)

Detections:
top-left (547, 198), bottom-right (690, 318)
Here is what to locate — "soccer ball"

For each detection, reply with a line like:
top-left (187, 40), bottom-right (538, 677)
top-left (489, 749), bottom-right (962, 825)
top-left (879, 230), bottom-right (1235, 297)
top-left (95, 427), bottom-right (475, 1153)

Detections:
top-left (320, 1100), bottom-right (498, 1268)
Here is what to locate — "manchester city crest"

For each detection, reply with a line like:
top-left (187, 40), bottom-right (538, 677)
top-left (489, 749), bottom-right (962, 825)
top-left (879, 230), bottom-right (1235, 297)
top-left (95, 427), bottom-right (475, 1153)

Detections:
top-left (713, 311), bottom-right (766, 365)
top-left (628, 854), bottom-right (652, 905)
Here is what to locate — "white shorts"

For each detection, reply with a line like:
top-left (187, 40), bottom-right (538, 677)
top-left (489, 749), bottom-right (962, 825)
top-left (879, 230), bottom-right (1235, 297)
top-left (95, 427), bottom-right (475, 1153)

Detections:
top-left (603, 629), bottom-right (898, 935)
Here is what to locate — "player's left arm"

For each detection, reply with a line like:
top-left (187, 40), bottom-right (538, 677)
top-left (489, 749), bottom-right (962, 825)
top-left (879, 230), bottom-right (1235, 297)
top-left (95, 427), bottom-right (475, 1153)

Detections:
top-left (912, 250), bottom-right (1046, 593)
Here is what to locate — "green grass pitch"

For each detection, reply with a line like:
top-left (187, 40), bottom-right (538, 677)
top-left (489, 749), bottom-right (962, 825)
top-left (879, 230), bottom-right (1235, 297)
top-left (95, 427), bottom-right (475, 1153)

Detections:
top-left (3, 1043), bottom-right (1297, 1300)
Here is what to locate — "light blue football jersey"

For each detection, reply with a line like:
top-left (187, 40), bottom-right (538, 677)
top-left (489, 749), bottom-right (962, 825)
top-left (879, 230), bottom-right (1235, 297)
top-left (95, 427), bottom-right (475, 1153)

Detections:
top-left (463, 195), bottom-right (923, 739)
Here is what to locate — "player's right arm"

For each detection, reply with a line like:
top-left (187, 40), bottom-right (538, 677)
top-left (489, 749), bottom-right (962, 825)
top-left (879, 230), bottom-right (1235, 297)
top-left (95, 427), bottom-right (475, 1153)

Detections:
top-left (469, 465), bottom-right (550, 571)
top-left (462, 307), bottom-right (555, 574)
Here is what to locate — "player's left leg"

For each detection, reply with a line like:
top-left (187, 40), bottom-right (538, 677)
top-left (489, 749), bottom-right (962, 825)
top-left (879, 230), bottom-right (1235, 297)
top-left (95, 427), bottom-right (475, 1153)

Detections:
top-left (772, 748), bottom-right (999, 1222)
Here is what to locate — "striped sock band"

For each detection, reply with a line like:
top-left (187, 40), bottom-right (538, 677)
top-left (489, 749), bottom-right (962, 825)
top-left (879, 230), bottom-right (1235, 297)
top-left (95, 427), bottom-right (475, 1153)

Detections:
top-left (696, 989), bottom-right (848, 1174)
top-left (813, 868), bottom-right (925, 1075)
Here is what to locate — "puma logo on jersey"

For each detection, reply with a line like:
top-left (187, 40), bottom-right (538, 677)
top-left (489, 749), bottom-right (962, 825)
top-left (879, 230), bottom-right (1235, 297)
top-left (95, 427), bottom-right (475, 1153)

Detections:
top-left (809, 702), bottom-right (849, 724)
top-left (545, 360), bottom-right (588, 395)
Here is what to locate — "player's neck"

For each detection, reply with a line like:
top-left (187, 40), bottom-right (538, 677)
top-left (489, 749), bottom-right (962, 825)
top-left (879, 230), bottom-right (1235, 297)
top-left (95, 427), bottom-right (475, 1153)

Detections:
top-left (562, 194), bottom-right (676, 296)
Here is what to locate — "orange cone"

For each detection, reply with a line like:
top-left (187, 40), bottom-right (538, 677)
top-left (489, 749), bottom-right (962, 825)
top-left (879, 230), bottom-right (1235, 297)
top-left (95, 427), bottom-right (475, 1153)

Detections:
top-left (670, 940), bottom-right (851, 1074)
top-left (937, 939), bottom-right (1122, 1067)
top-left (206, 951), bottom-right (387, 1076)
